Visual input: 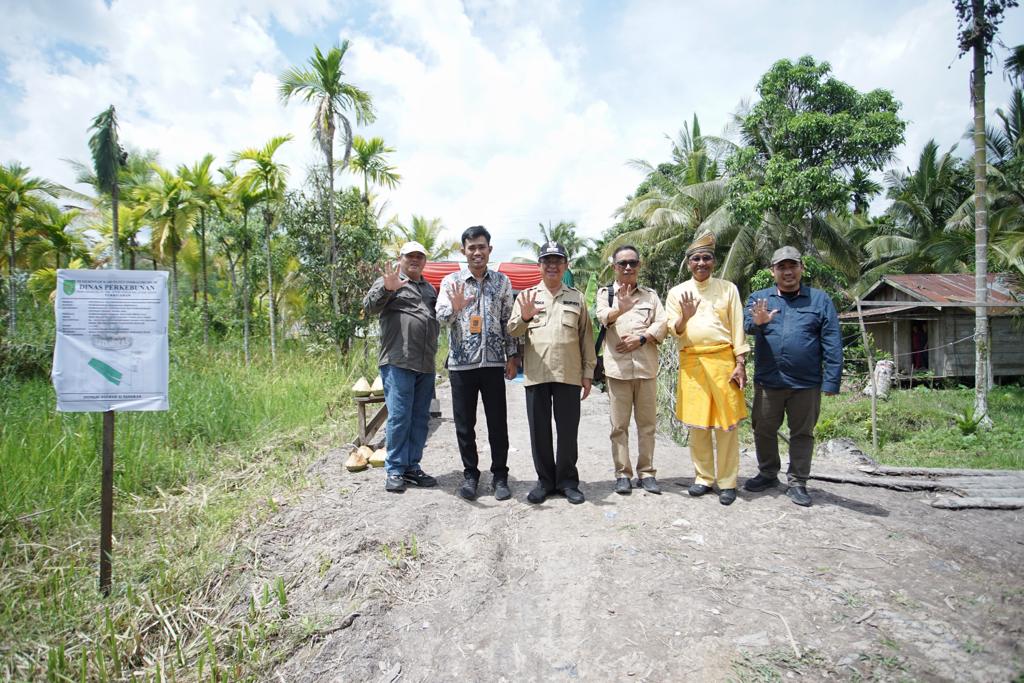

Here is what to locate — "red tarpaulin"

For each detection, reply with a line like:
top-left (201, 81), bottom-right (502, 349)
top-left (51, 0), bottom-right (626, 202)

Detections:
top-left (421, 262), bottom-right (542, 291)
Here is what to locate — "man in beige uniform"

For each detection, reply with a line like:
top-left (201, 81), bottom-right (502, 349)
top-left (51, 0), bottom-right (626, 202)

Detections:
top-left (508, 241), bottom-right (596, 505)
top-left (596, 245), bottom-right (668, 495)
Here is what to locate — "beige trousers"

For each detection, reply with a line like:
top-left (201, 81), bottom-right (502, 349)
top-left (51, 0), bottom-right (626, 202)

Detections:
top-left (607, 377), bottom-right (658, 479)
top-left (688, 427), bottom-right (739, 489)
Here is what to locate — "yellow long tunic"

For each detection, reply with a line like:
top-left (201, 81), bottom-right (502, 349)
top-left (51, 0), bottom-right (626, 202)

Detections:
top-left (665, 277), bottom-right (748, 430)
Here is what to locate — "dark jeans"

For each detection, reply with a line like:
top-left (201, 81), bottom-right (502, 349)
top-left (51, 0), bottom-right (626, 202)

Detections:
top-left (450, 366), bottom-right (510, 480)
top-left (751, 384), bottom-right (822, 485)
top-left (525, 382), bottom-right (581, 492)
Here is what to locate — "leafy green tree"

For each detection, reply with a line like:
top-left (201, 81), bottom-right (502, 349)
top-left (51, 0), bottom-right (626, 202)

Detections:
top-left (726, 56), bottom-right (905, 278)
top-left (280, 42), bottom-right (375, 321)
top-left (232, 135), bottom-right (292, 363)
top-left (849, 168), bottom-right (883, 216)
top-left (87, 106), bottom-right (127, 268)
top-left (954, 0), bottom-right (1019, 424)
top-left (0, 162), bottom-right (61, 335)
top-left (391, 215), bottom-right (459, 260)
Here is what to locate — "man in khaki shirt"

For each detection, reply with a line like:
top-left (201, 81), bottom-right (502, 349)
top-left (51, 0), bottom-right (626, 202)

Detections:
top-left (596, 245), bottom-right (668, 495)
top-left (508, 241), bottom-right (596, 505)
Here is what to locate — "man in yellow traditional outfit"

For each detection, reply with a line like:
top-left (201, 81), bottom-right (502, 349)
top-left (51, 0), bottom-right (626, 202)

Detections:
top-left (666, 232), bottom-right (749, 505)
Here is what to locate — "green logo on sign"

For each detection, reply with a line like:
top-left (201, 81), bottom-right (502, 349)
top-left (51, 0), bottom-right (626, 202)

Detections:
top-left (63, 280), bottom-right (76, 296)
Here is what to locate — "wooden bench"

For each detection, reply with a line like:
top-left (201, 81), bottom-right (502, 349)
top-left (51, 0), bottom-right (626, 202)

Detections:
top-left (354, 395), bottom-right (387, 447)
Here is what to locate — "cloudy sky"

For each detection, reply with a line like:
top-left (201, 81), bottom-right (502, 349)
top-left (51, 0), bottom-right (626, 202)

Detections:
top-left (1, 0), bottom-right (1021, 261)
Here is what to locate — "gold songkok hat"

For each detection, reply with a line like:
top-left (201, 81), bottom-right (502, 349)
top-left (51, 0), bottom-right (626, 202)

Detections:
top-left (685, 231), bottom-right (716, 257)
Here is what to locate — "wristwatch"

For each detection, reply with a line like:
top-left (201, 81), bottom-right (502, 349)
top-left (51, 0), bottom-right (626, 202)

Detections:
top-left (639, 335), bottom-right (647, 346)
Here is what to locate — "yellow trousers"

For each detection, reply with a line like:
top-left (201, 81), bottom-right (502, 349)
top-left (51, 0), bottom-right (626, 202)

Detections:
top-left (689, 427), bottom-right (739, 489)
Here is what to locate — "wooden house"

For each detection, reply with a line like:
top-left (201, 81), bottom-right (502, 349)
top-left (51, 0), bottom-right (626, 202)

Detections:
top-left (840, 274), bottom-right (1023, 381)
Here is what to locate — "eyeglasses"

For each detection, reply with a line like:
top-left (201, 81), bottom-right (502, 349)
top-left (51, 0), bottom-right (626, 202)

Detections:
top-left (615, 259), bottom-right (640, 268)
top-left (688, 254), bottom-right (714, 263)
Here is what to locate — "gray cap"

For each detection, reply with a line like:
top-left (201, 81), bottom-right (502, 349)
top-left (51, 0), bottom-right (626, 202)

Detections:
top-left (771, 246), bottom-right (802, 266)
top-left (538, 241), bottom-right (568, 259)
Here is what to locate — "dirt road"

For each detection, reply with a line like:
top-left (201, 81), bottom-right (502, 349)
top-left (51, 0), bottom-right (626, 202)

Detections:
top-left (246, 380), bottom-right (1023, 681)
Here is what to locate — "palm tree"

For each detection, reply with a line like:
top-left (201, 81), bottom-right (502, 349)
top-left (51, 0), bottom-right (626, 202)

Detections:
top-left (180, 154), bottom-right (222, 345)
top-left (22, 203), bottom-right (89, 270)
top-left (391, 215), bottom-right (459, 260)
top-left (861, 141), bottom-right (973, 281)
top-left (221, 168), bottom-right (263, 365)
top-left (68, 148), bottom-right (157, 269)
top-left (517, 220), bottom-right (596, 285)
top-left (1005, 43), bottom-right (1024, 86)
top-left (139, 165), bottom-right (200, 329)
top-left (0, 162), bottom-right (62, 335)
top-left (232, 135), bottom-right (292, 363)
top-left (279, 42), bottom-right (375, 320)
top-left (849, 168), bottom-right (883, 216)
top-left (346, 135), bottom-right (400, 203)
top-left (88, 106), bottom-right (127, 269)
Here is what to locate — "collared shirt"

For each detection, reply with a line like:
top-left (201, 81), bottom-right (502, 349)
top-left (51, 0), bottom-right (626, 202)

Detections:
top-left (435, 267), bottom-right (517, 371)
top-left (666, 277), bottom-right (750, 355)
top-left (744, 284), bottom-right (843, 393)
top-left (508, 283), bottom-right (596, 387)
top-left (595, 283), bottom-right (668, 380)
top-left (363, 275), bottom-right (439, 374)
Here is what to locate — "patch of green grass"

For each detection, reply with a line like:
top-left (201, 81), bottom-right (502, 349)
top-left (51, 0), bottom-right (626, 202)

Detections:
top-left (815, 386), bottom-right (1024, 469)
top-left (730, 648), bottom-right (831, 682)
top-left (0, 339), bottom-right (375, 681)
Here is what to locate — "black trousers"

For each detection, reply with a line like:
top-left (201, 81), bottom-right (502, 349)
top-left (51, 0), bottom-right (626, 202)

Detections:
top-left (450, 366), bottom-right (510, 480)
top-left (525, 382), bottom-right (581, 492)
top-left (751, 384), bottom-right (822, 485)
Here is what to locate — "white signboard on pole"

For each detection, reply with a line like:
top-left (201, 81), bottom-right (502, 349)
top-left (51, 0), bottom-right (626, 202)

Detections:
top-left (52, 269), bottom-right (169, 412)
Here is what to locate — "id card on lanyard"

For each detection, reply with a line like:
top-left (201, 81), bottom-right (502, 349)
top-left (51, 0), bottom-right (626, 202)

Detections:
top-left (468, 278), bottom-right (483, 333)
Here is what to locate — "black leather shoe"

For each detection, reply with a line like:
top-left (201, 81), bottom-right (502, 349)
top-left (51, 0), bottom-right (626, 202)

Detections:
top-left (385, 474), bottom-right (406, 493)
top-left (688, 483), bottom-right (712, 497)
top-left (492, 478), bottom-right (511, 501)
top-left (563, 488), bottom-right (585, 505)
top-left (787, 485), bottom-right (812, 507)
top-left (614, 477), bottom-right (632, 495)
top-left (402, 469), bottom-right (437, 488)
top-left (527, 485), bottom-right (548, 504)
top-left (458, 477), bottom-right (478, 501)
top-left (719, 488), bottom-right (737, 506)
top-left (639, 477), bottom-right (662, 495)
top-left (744, 473), bottom-right (780, 492)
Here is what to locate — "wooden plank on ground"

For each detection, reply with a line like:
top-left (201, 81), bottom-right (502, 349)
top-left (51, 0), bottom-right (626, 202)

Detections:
top-left (858, 465), bottom-right (1019, 478)
top-left (930, 497), bottom-right (1024, 510)
top-left (809, 471), bottom-right (964, 493)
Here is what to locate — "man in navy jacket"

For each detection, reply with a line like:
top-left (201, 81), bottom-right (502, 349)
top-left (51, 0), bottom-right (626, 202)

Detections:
top-left (742, 247), bottom-right (842, 507)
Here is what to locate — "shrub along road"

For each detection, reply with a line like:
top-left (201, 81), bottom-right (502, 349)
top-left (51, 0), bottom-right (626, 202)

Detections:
top-left (231, 381), bottom-right (1023, 681)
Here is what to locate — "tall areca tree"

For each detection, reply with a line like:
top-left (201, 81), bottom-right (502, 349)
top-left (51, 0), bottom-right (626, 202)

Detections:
top-left (140, 165), bottom-right (200, 329)
top-left (221, 168), bottom-right (263, 365)
top-left (279, 42), bottom-right (375, 319)
top-left (88, 106), bottom-right (127, 269)
top-left (22, 204), bottom-right (89, 270)
top-left (232, 135), bottom-right (292, 363)
top-left (391, 215), bottom-right (459, 260)
top-left (346, 135), bottom-right (400, 202)
top-left (180, 154), bottom-right (222, 345)
top-left (0, 162), bottom-right (61, 335)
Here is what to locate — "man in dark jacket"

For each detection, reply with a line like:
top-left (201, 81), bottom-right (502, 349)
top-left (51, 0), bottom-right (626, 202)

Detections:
top-left (363, 241), bottom-right (440, 493)
top-left (743, 247), bottom-right (842, 507)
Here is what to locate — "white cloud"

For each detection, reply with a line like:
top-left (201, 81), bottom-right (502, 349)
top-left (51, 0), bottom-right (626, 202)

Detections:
top-left (2, 0), bottom-right (1022, 264)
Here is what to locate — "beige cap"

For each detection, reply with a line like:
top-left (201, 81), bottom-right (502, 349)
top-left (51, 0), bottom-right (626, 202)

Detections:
top-left (771, 246), bottom-right (802, 265)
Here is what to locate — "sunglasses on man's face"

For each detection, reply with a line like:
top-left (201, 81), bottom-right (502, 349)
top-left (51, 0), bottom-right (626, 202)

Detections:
top-left (615, 259), bottom-right (640, 268)
top-left (689, 254), bottom-right (714, 263)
